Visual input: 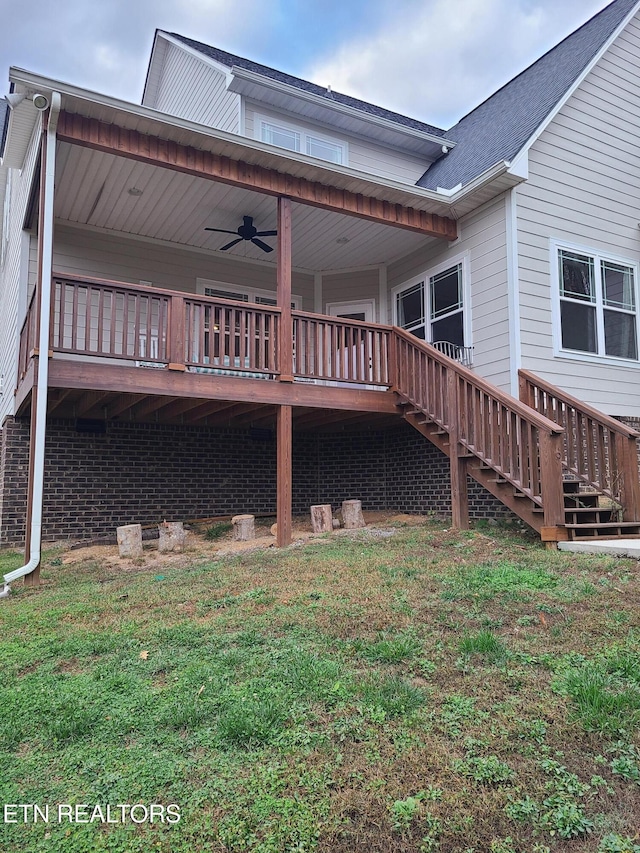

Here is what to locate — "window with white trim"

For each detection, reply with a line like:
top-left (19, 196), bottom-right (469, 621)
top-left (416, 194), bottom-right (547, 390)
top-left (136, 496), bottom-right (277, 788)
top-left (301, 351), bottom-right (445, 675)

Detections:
top-left (556, 245), bottom-right (638, 361)
top-left (394, 261), bottom-right (466, 347)
top-left (255, 114), bottom-right (346, 165)
top-left (196, 279), bottom-right (301, 309)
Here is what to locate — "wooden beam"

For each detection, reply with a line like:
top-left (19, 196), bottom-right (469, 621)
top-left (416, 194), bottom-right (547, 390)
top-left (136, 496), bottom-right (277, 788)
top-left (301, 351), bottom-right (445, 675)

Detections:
top-left (277, 197), bottom-right (293, 382)
top-left (57, 111), bottom-right (458, 241)
top-left (277, 405), bottom-right (292, 547)
top-left (106, 393), bottom-right (149, 419)
top-left (75, 391), bottom-right (112, 418)
top-left (47, 360), bottom-right (399, 414)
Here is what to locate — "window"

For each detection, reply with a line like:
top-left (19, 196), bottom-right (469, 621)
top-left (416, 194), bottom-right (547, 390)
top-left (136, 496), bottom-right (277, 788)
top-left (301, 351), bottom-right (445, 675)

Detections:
top-left (196, 280), bottom-right (301, 309)
top-left (556, 245), bottom-right (638, 361)
top-left (256, 114), bottom-right (346, 166)
top-left (394, 261), bottom-right (466, 347)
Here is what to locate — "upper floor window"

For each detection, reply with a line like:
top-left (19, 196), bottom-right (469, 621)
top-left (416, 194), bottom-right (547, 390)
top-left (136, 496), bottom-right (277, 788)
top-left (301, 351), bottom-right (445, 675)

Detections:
top-left (555, 244), bottom-right (638, 361)
top-left (256, 114), bottom-right (346, 166)
top-left (196, 279), bottom-right (301, 309)
top-left (394, 260), bottom-right (467, 348)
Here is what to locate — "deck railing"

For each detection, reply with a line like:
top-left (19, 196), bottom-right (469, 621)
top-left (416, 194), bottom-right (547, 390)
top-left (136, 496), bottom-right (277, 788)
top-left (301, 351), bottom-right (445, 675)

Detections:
top-left (519, 369), bottom-right (640, 515)
top-left (293, 311), bottom-right (391, 385)
top-left (40, 275), bottom-right (393, 385)
top-left (184, 296), bottom-right (280, 375)
top-left (18, 289), bottom-right (38, 382)
top-left (51, 275), bottom-right (170, 365)
top-left (393, 328), bottom-right (566, 526)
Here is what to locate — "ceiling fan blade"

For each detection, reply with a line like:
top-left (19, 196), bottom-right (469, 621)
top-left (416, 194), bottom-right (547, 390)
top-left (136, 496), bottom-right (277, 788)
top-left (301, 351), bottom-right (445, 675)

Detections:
top-left (205, 227), bottom-right (239, 235)
top-left (220, 238), bottom-right (243, 251)
top-left (255, 230), bottom-right (278, 237)
top-left (251, 238), bottom-right (274, 253)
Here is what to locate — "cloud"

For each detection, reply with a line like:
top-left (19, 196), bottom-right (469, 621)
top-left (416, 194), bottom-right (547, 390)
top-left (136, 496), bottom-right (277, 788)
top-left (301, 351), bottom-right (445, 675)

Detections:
top-left (303, 0), bottom-right (613, 128)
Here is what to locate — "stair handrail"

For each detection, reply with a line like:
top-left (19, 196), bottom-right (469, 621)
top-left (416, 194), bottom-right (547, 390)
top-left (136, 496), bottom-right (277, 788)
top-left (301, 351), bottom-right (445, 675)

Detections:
top-left (393, 328), bottom-right (566, 528)
top-left (519, 369), bottom-right (640, 516)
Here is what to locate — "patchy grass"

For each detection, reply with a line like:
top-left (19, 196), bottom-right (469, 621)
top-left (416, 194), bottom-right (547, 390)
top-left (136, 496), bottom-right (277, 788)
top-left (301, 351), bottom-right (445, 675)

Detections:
top-left (0, 519), bottom-right (639, 852)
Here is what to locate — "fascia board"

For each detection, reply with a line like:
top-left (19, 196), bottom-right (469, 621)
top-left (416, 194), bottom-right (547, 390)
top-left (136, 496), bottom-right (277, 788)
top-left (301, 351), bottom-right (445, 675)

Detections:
top-left (506, 0), bottom-right (640, 173)
top-left (157, 32), bottom-right (235, 83)
top-left (227, 66), bottom-right (457, 152)
top-left (9, 68), bottom-right (461, 211)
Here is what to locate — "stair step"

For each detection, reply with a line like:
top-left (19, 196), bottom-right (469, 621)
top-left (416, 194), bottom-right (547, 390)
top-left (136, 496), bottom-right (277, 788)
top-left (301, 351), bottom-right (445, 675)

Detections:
top-left (565, 521), bottom-right (640, 530)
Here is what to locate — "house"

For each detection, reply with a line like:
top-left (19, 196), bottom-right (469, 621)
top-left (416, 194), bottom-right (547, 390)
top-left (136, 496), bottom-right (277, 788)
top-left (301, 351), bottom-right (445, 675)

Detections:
top-left (1, 0), bottom-right (640, 587)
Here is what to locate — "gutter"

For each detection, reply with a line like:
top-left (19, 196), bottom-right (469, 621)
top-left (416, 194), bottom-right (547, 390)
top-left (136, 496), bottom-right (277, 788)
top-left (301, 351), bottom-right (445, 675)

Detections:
top-left (2, 92), bottom-right (60, 596)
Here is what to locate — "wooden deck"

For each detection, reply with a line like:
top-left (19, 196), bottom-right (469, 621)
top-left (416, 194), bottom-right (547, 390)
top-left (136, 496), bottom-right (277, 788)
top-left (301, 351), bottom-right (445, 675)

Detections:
top-left (16, 274), bottom-right (640, 544)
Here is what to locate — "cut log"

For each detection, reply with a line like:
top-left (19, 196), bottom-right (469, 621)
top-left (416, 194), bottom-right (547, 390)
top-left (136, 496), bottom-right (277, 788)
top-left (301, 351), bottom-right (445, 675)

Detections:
top-left (232, 514), bottom-right (255, 541)
top-left (342, 500), bottom-right (365, 529)
top-left (158, 521), bottom-right (185, 553)
top-left (117, 523), bottom-right (143, 558)
top-left (310, 504), bottom-right (333, 533)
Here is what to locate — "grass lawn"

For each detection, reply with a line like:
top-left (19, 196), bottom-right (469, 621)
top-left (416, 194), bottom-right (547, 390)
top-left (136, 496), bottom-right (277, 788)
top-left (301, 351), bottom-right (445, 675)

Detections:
top-left (0, 518), bottom-right (639, 852)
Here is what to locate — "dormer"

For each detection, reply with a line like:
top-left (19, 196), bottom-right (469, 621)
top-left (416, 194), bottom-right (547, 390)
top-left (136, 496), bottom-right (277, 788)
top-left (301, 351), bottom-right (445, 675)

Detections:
top-left (142, 31), bottom-right (455, 186)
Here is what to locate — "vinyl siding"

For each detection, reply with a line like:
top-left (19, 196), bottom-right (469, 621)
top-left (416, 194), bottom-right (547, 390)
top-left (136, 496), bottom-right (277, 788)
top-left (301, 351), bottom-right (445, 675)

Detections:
top-left (388, 195), bottom-right (511, 390)
top-left (516, 10), bottom-right (640, 416)
top-left (152, 43), bottom-right (240, 134)
top-left (51, 225), bottom-right (314, 309)
top-left (322, 269), bottom-right (380, 316)
top-left (0, 125), bottom-right (40, 422)
top-left (244, 103), bottom-right (429, 185)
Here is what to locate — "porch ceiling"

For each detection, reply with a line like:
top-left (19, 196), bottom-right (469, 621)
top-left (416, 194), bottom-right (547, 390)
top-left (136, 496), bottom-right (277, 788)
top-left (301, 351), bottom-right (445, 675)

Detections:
top-left (54, 142), bottom-right (437, 272)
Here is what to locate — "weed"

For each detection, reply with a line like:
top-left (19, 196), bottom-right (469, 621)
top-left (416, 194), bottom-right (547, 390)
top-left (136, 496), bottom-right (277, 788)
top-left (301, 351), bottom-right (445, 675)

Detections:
top-left (560, 660), bottom-right (640, 735)
top-left (607, 742), bottom-right (640, 784)
top-left (598, 834), bottom-right (640, 853)
top-left (390, 792), bottom-right (425, 833)
top-left (453, 754), bottom-right (515, 785)
top-left (355, 631), bottom-right (422, 663)
top-left (459, 630), bottom-right (508, 664)
top-left (217, 696), bottom-right (287, 747)
top-left (360, 675), bottom-right (426, 719)
top-left (440, 694), bottom-right (486, 737)
top-left (204, 522), bottom-right (232, 540)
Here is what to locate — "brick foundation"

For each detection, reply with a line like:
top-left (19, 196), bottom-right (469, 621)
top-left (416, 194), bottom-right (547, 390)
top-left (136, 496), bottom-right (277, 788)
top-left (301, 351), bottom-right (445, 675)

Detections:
top-left (0, 416), bottom-right (515, 546)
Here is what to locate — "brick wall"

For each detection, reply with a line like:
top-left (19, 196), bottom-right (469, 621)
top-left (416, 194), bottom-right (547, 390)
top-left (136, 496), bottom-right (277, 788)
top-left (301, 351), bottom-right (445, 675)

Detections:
top-left (0, 416), bottom-right (515, 546)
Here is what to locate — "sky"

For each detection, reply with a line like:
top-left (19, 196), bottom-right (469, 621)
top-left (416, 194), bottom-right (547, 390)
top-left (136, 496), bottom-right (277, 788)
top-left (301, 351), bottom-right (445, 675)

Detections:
top-left (1, 0), bottom-right (614, 129)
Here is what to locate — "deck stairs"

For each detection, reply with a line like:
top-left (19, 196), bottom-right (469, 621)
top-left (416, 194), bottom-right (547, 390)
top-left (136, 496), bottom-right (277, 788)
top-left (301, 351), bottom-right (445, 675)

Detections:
top-left (392, 329), bottom-right (640, 543)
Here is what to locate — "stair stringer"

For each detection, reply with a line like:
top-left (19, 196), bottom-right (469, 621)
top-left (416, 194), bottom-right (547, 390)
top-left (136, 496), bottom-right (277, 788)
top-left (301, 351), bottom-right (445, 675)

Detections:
top-left (400, 406), bottom-right (544, 535)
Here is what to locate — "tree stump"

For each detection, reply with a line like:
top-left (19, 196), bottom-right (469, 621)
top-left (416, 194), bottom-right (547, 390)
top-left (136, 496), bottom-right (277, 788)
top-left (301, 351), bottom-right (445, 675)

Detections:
top-left (117, 523), bottom-right (143, 558)
top-left (232, 514), bottom-right (255, 541)
top-left (310, 504), bottom-right (333, 533)
top-left (158, 521), bottom-right (185, 553)
top-left (342, 500), bottom-right (365, 529)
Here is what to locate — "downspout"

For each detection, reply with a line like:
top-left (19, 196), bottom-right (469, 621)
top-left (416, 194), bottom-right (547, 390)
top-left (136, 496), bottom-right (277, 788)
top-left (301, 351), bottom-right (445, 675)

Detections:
top-left (1, 92), bottom-right (60, 596)
top-left (505, 187), bottom-right (522, 397)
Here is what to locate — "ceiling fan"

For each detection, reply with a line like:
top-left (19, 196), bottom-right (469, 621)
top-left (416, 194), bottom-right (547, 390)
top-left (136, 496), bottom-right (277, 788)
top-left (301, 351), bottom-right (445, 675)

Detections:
top-left (205, 215), bottom-right (277, 253)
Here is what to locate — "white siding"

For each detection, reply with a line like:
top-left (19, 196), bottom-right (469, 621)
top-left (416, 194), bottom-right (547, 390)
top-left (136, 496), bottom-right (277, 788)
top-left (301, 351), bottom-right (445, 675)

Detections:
top-left (52, 225), bottom-right (314, 310)
top-left (322, 269), bottom-right (380, 315)
top-left (388, 196), bottom-right (511, 389)
top-left (517, 11), bottom-right (640, 416)
top-left (245, 103), bottom-right (429, 185)
top-left (0, 125), bottom-right (40, 423)
top-left (152, 44), bottom-right (240, 133)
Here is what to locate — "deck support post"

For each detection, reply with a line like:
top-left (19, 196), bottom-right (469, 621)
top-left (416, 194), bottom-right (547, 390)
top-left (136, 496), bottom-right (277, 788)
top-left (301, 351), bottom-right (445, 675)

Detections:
top-left (447, 370), bottom-right (469, 530)
top-left (277, 197), bottom-right (294, 382)
top-left (276, 404), bottom-right (293, 547)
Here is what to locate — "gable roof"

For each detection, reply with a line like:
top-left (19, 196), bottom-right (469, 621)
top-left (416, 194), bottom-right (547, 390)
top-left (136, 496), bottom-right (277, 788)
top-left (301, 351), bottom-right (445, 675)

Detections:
top-left (164, 32), bottom-right (449, 140)
top-left (418, 0), bottom-right (640, 190)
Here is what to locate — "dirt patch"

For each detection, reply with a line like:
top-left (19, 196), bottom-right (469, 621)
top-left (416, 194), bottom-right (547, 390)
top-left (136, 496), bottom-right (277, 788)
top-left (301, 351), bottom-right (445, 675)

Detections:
top-left (57, 512), bottom-right (432, 568)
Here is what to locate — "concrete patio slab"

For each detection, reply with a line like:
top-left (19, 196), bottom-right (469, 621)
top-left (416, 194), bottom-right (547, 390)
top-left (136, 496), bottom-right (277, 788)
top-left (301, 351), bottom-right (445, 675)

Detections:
top-left (558, 539), bottom-right (640, 558)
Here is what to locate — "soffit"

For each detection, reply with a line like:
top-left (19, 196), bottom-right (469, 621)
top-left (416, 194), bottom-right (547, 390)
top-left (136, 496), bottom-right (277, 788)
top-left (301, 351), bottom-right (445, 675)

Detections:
top-left (53, 141), bottom-right (432, 272)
